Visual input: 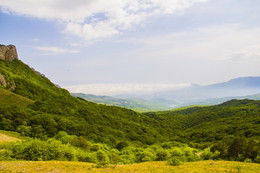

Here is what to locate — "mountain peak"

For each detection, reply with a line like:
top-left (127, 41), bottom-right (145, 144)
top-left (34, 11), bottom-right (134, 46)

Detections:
top-left (0, 44), bottom-right (18, 61)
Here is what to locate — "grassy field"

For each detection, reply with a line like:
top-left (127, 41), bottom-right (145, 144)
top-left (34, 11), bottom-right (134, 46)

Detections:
top-left (0, 160), bottom-right (259, 173)
top-left (0, 130), bottom-right (21, 144)
top-left (0, 88), bottom-right (33, 106)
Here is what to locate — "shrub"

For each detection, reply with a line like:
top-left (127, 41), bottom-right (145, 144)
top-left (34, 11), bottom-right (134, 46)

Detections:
top-left (255, 155), bottom-right (260, 163)
top-left (54, 131), bottom-right (75, 144)
top-left (0, 149), bottom-right (12, 160)
top-left (138, 150), bottom-right (155, 162)
top-left (156, 149), bottom-right (169, 161)
top-left (200, 148), bottom-right (214, 160)
top-left (109, 149), bottom-right (120, 165)
top-left (170, 147), bottom-right (184, 157)
top-left (244, 158), bottom-right (252, 163)
top-left (96, 150), bottom-right (109, 167)
top-left (116, 141), bottom-right (130, 151)
top-left (168, 157), bottom-right (182, 166)
top-left (71, 136), bottom-right (91, 150)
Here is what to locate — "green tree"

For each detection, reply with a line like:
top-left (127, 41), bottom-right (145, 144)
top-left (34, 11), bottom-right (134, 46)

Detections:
top-left (96, 150), bottom-right (109, 167)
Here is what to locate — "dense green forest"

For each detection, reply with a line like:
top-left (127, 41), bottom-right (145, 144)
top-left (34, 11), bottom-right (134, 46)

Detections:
top-left (0, 59), bottom-right (260, 165)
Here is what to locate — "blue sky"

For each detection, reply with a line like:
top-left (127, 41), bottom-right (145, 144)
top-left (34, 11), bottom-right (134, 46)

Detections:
top-left (1, 0), bottom-right (260, 95)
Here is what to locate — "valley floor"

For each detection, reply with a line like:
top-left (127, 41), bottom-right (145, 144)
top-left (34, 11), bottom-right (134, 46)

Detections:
top-left (0, 161), bottom-right (260, 173)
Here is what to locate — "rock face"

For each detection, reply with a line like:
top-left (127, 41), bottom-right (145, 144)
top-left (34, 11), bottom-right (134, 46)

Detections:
top-left (0, 45), bottom-right (18, 61)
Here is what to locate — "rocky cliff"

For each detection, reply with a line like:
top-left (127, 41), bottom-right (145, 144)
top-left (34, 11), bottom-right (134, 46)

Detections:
top-left (0, 45), bottom-right (18, 61)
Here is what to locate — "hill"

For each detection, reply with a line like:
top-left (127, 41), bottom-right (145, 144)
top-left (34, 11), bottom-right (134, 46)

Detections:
top-left (146, 99), bottom-right (260, 144)
top-left (72, 93), bottom-right (171, 112)
top-left (1, 59), bottom-right (260, 146)
top-left (0, 51), bottom-right (259, 164)
top-left (0, 59), bottom-right (164, 145)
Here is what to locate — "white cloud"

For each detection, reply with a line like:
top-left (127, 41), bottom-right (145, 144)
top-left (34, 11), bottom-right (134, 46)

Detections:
top-left (0, 0), bottom-right (207, 42)
top-left (64, 83), bottom-right (191, 96)
top-left (121, 24), bottom-right (260, 61)
top-left (35, 46), bottom-right (79, 55)
top-left (229, 45), bottom-right (260, 61)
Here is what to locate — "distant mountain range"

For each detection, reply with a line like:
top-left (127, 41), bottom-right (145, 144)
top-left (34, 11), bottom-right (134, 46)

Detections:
top-left (73, 77), bottom-right (260, 111)
top-left (143, 76), bottom-right (260, 107)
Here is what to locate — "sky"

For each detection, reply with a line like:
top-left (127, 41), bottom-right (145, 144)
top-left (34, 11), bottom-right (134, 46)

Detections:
top-left (0, 0), bottom-right (260, 95)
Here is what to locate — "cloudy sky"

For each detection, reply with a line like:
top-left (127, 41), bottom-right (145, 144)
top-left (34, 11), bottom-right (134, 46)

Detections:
top-left (1, 0), bottom-right (260, 95)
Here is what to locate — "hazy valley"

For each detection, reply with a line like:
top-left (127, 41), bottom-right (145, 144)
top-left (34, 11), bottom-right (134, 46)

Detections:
top-left (73, 77), bottom-right (260, 111)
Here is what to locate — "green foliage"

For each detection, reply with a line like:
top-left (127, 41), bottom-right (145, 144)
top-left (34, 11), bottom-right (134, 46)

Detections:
top-left (1, 59), bottom-right (260, 164)
top-left (71, 136), bottom-right (92, 150)
top-left (156, 149), bottom-right (169, 161)
top-left (147, 99), bottom-right (260, 144)
top-left (255, 155), bottom-right (260, 163)
top-left (109, 149), bottom-right (120, 165)
top-left (96, 150), bottom-right (109, 167)
top-left (0, 148), bottom-right (13, 160)
top-left (116, 141), bottom-right (130, 151)
top-left (137, 149), bottom-right (156, 162)
top-left (54, 131), bottom-right (76, 144)
top-left (211, 137), bottom-right (260, 162)
top-left (168, 157), bottom-right (182, 166)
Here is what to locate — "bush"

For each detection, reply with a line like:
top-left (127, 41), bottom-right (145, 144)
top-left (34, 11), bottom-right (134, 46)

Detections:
top-left (200, 148), bottom-right (214, 160)
top-left (168, 157), bottom-right (182, 166)
top-left (156, 149), bottom-right (169, 161)
top-left (96, 150), bottom-right (109, 167)
top-left (0, 149), bottom-right (12, 160)
top-left (2, 139), bottom-right (84, 161)
top-left (116, 141), bottom-right (130, 151)
top-left (244, 158), bottom-right (252, 163)
top-left (138, 150), bottom-right (155, 162)
top-left (109, 149), bottom-right (120, 165)
top-left (71, 136), bottom-right (91, 150)
top-left (255, 155), bottom-right (260, 163)
top-left (78, 152), bottom-right (96, 163)
top-left (54, 131), bottom-right (75, 144)
top-left (170, 147), bottom-right (184, 157)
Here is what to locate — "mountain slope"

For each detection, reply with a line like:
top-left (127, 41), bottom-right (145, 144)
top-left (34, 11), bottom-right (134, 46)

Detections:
top-left (0, 59), bottom-right (162, 145)
top-left (0, 59), bottom-right (70, 100)
top-left (146, 99), bottom-right (260, 143)
top-left (0, 58), bottom-right (259, 148)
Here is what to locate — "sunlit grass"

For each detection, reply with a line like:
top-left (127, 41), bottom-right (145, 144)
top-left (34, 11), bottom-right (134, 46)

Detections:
top-left (0, 160), bottom-right (259, 173)
top-left (0, 88), bottom-right (34, 106)
top-left (0, 130), bottom-right (21, 144)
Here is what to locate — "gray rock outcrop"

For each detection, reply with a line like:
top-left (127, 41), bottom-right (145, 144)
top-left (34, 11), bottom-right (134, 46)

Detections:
top-left (0, 45), bottom-right (18, 61)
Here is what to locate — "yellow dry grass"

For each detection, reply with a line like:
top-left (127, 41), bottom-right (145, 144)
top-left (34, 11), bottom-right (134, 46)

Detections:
top-left (0, 133), bottom-right (20, 144)
top-left (0, 160), bottom-right (259, 173)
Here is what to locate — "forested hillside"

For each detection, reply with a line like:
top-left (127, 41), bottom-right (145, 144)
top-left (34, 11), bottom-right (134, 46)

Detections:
top-left (0, 59), bottom-right (260, 164)
top-left (0, 59), bottom-right (162, 145)
top-left (146, 99), bottom-right (260, 144)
